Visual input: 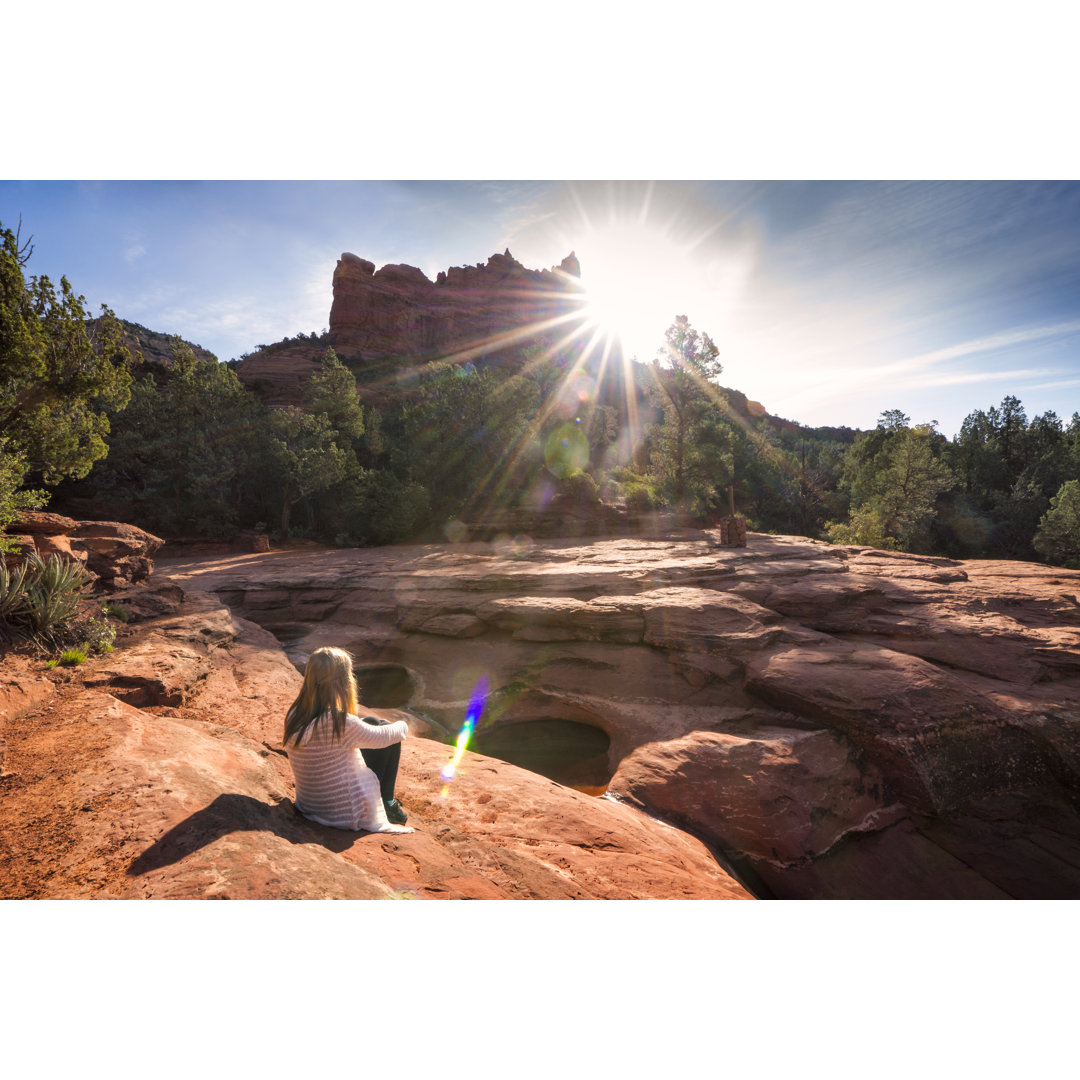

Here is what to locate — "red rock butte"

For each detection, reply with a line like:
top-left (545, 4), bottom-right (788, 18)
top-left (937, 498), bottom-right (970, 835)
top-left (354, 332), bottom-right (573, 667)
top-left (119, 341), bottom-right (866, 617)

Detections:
top-left (328, 249), bottom-right (585, 367)
top-left (234, 250), bottom-right (587, 405)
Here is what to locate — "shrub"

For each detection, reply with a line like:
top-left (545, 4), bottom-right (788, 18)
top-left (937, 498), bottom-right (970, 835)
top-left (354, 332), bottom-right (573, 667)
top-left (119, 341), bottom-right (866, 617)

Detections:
top-left (0, 551), bottom-right (92, 648)
top-left (19, 552), bottom-right (91, 641)
top-left (103, 603), bottom-right (131, 623)
top-left (826, 503), bottom-right (899, 549)
top-left (0, 559), bottom-right (31, 620)
top-left (558, 470), bottom-right (600, 505)
top-left (1034, 480), bottom-right (1080, 568)
top-left (80, 615), bottom-right (116, 654)
top-left (624, 481), bottom-right (658, 513)
top-left (59, 646), bottom-right (88, 666)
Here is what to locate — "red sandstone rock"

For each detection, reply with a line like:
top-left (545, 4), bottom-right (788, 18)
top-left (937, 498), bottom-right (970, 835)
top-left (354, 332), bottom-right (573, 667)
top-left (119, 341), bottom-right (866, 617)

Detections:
top-left (235, 250), bottom-right (586, 406)
top-left (149, 531), bottom-right (1080, 898)
top-left (0, 673), bottom-right (55, 726)
top-left (31, 533), bottom-right (89, 566)
top-left (0, 581), bottom-right (750, 900)
top-left (12, 510), bottom-right (78, 536)
top-left (328, 250), bottom-right (583, 367)
top-left (609, 727), bottom-right (891, 896)
top-left (10, 515), bottom-right (165, 588)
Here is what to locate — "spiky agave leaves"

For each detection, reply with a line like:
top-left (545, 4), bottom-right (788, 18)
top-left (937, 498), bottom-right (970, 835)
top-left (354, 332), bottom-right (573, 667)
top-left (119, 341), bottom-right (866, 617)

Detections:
top-left (0, 558), bottom-right (31, 620)
top-left (11, 551), bottom-right (91, 647)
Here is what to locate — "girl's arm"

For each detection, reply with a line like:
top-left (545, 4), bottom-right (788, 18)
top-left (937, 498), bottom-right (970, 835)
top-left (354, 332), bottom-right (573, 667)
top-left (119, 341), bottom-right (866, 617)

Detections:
top-left (341, 713), bottom-right (408, 749)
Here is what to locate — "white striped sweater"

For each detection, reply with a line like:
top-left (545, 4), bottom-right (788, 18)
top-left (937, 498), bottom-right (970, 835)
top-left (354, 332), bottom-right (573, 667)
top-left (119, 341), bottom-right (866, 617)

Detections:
top-left (287, 712), bottom-right (412, 834)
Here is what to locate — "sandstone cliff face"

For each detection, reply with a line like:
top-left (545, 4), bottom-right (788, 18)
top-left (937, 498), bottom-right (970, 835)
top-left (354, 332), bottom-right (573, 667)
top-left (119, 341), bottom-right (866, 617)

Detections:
top-left (149, 532), bottom-right (1080, 899)
top-left (233, 251), bottom-right (585, 405)
top-left (327, 249), bottom-right (584, 367)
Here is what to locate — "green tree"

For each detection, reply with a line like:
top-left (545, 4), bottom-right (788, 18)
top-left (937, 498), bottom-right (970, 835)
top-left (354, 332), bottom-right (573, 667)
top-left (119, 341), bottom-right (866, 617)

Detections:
top-left (874, 427), bottom-right (956, 549)
top-left (828, 415), bottom-right (954, 551)
top-left (302, 348), bottom-right (365, 443)
top-left (267, 407), bottom-right (353, 538)
top-left (0, 219), bottom-right (133, 533)
top-left (647, 315), bottom-right (730, 516)
top-left (0, 439), bottom-right (47, 552)
top-left (1033, 480), bottom-right (1080, 568)
top-left (91, 340), bottom-right (264, 535)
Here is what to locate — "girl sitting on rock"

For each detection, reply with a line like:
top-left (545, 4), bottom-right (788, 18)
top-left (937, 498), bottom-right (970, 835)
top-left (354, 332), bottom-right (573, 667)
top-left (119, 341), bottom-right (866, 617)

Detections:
top-left (283, 646), bottom-right (413, 833)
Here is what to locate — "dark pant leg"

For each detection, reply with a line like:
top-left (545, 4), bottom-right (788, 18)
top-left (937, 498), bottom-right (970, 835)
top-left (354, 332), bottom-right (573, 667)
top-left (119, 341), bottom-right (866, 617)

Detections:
top-left (359, 721), bottom-right (402, 802)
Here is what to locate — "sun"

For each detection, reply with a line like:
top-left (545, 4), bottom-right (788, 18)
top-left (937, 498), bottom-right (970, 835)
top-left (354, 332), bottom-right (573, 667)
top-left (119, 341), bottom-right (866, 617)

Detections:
top-left (576, 221), bottom-right (702, 360)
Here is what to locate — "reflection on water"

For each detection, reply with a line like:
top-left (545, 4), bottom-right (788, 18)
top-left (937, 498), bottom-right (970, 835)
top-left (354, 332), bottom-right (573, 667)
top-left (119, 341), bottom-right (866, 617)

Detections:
top-left (353, 664), bottom-right (416, 708)
top-left (471, 719), bottom-right (612, 793)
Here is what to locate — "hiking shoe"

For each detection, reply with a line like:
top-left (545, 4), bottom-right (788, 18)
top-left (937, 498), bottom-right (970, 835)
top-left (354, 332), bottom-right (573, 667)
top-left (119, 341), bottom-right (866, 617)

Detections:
top-left (384, 798), bottom-right (408, 825)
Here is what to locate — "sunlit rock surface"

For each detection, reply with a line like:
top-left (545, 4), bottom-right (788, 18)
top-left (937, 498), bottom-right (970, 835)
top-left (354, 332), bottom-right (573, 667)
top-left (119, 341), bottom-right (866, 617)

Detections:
top-left (149, 530), bottom-right (1080, 899)
top-left (0, 579), bottom-right (748, 900)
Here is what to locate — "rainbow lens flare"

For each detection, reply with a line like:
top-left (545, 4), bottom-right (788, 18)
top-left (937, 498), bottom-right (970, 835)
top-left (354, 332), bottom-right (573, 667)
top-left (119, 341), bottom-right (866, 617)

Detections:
top-left (440, 677), bottom-right (489, 797)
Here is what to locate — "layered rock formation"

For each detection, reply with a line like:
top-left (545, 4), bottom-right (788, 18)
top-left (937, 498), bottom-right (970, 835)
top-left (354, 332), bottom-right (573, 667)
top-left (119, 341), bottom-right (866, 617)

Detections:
top-left (329, 249), bottom-right (584, 363)
top-left (149, 531), bottom-right (1080, 899)
top-left (0, 576), bottom-right (749, 899)
top-left (10, 510), bottom-right (163, 589)
top-left (234, 250), bottom-right (586, 404)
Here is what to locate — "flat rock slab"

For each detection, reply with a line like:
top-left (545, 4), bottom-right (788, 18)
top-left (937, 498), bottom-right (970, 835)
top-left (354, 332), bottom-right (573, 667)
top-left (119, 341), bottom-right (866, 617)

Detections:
top-left (140, 532), bottom-right (1080, 898)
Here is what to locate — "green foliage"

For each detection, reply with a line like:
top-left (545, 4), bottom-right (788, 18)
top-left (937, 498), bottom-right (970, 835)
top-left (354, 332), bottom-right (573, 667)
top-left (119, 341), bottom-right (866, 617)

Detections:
top-left (0, 557), bottom-right (32, 619)
top-left (945, 396), bottom-right (1074, 558)
top-left (0, 220), bottom-right (134, 490)
top-left (19, 552), bottom-right (91, 639)
top-left (826, 504), bottom-right (899, 549)
top-left (59, 646), bottom-right (88, 666)
top-left (267, 406), bottom-right (353, 538)
top-left (646, 316), bottom-right (731, 518)
top-left (376, 365), bottom-right (543, 532)
top-left (0, 551), bottom-right (91, 648)
top-left (89, 340), bottom-right (263, 536)
top-left (302, 349), bottom-right (365, 441)
top-left (557, 470), bottom-right (600, 505)
top-left (828, 414), bottom-right (955, 552)
top-left (0, 438), bottom-right (48, 552)
top-left (544, 423), bottom-right (590, 479)
top-left (1034, 480), bottom-right (1080, 568)
top-left (102, 602), bottom-right (130, 623)
top-left (336, 470), bottom-right (431, 546)
top-left (623, 480), bottom-right (658, 513)
top-left (81, 611), bottom-right (117, 653)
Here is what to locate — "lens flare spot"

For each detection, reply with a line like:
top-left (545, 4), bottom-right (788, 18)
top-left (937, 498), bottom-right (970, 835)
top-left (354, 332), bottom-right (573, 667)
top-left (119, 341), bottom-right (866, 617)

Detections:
top-left (544, 422), bottom-right (589, 479)
top-left (439, 676), bottom-right (490, 799)
top-left (444, 519), bottom-right (468, 543)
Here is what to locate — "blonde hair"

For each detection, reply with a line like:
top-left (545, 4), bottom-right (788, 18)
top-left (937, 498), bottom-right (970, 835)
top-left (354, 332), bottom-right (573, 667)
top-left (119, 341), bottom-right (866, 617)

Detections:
top-left (283, 647), bottom-right (359, 746)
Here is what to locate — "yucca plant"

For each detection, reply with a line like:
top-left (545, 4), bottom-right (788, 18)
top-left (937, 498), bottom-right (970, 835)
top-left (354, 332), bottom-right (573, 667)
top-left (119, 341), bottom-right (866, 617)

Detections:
top-left (0, 558), bottom-right (31, 620)
top-left (19, 552), bottom-right (91, 644)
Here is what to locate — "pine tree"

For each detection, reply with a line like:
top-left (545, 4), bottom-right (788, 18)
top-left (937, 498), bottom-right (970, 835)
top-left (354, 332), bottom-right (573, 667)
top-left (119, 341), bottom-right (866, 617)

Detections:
top-left (1033, 480), bottom-right (1080, 568)
top-left (647, 316), bottom-right (730, 516)
top-left (1, 220), bottom-right (133, 544)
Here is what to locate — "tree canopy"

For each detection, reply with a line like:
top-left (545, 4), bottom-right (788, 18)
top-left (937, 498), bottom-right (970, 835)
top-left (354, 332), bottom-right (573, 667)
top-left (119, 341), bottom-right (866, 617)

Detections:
top-left (1, 220), bottom-right (134, 546)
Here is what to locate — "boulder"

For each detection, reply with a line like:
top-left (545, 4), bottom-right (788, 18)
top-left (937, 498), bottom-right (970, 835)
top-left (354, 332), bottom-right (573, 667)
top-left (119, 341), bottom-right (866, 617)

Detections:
top-left (11, 511), bottom-right (78, 536)
top-left (7, 513), bottom-right (164, 588)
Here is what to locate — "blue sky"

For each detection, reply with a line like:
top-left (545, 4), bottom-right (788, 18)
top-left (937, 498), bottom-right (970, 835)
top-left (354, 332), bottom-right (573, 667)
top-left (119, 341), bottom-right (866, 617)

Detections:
top-left (3, 179), bottom-right (1078, 439)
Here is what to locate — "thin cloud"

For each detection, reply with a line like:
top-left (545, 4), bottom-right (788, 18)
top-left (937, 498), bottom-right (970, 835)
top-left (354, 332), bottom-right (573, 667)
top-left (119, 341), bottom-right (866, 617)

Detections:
top-left (886, 321), bottom-right (1080, 375)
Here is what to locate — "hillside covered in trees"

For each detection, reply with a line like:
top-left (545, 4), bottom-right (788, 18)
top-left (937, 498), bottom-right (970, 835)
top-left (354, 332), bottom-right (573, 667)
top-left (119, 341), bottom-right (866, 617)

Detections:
top-left (4, 218), bottom-right (1080, 569)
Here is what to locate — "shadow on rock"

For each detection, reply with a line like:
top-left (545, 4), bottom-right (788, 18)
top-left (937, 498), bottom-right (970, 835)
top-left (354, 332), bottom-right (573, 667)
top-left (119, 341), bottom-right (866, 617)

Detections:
top-left (127, 793), bottom-right (366, 876)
